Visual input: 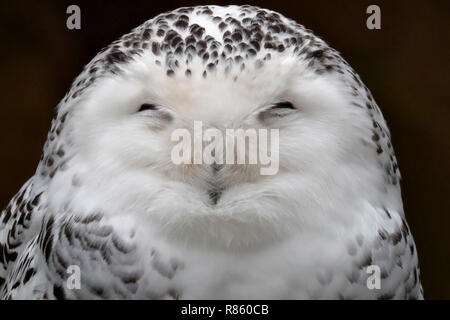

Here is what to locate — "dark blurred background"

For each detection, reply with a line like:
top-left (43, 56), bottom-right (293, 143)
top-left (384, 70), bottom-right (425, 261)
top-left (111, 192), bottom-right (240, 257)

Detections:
top-left (0, 0), bottom-right (448, 299)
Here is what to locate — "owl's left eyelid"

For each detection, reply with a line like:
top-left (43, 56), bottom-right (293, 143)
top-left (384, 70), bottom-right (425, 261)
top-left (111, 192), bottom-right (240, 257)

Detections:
top-left (138, 103), bottom-right (158, 112)
top-left (270, 101), bottom-right (296, 110)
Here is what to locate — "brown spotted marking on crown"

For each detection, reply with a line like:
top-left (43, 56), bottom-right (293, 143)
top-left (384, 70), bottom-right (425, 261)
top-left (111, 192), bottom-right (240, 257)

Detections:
top-left (60, 5), bottom-right (341, 101)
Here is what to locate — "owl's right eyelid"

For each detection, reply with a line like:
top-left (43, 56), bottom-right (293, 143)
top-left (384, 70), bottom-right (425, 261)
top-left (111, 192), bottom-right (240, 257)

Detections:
top-left (138, 103), bottom-right (158, 112)
top-left (270, 101), bottom-right (296, 110)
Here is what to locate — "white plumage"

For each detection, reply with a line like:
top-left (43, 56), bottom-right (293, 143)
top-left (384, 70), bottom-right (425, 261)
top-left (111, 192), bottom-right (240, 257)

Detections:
top-left (0, 5), bottom-right (422, 299)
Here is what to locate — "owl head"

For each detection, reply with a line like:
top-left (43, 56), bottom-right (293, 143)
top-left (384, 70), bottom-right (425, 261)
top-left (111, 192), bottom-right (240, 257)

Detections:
top-left (37, 5), bottom-right (401, 247)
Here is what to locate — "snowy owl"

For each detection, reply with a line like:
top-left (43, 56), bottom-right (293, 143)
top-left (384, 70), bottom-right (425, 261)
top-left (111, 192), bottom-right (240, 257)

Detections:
top-left (0, 5), bottom-right (422, 299)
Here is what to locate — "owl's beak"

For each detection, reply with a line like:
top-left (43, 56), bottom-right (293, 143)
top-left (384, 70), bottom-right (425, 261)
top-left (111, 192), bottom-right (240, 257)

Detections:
top-left (208, 189), bottom-right (222, 205)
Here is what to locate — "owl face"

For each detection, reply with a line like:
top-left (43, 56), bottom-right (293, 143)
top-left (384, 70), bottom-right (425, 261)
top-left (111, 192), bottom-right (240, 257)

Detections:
top-left (71, 52), bottom-right (365, 186)
top-left (45, 6), bottom-right (391, 247)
